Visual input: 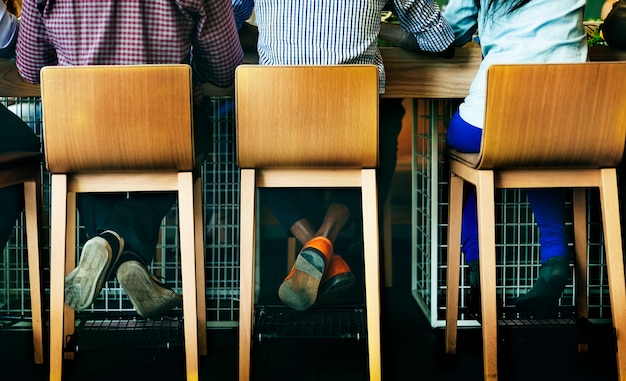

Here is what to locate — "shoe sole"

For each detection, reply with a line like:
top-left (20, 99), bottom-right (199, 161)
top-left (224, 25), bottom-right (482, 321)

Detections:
top-left (278, 250), bottom-right (326, 311)
top-left (64, 237), bottom-right (113, 311)
top-left (117, 261), bottom-right (182, 318)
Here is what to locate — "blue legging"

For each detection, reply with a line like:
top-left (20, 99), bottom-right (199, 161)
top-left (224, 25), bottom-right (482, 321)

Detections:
top-left (446, 111), bottom-right (568, 264)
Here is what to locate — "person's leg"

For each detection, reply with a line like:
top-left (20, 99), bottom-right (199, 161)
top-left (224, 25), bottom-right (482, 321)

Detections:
top-left (278, 196), bottom-right (352, 311)
top-left (526, 189), bottom-right (569, 263)
top-left (378, 98), bottom-right (405, 206)
top-left (515, 189), bottom-right (569, 312)
top-left (114, 106), bottom-right (213, 318)
top-left (66, 105), bottom-right (210, 314)
top-left (67, 192), bottom-right (177, 312)
top-left (261, 188), bottom-right (324, 239)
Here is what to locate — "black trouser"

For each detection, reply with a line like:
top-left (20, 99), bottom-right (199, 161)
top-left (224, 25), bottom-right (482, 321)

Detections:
top-left (0, 105), bottom-right (41, 247)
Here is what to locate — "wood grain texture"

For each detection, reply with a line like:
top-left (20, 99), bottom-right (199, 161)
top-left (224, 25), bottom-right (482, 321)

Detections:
top-left (479, 62), bottom-right (626, 169)
top-left (380, 47), bottom-right (481, 99)
top-left (236, 65), bottom-right (379, 168)
top-left (40, 65), bottom-right (194, 173)
top-left (2, 46), bottom-right (626, 100)
top-left (0, 59), bottom-right (40, 97)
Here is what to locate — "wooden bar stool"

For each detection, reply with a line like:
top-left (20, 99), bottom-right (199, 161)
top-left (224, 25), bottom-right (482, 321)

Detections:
top-left (40, 65), bottom-right (206, 381)
top-left (236, 65), bottom-right (382, 380)
top-left (0, 151), bottom-right (44, 364)
top-left (444, 62), bottom-right (626, 381)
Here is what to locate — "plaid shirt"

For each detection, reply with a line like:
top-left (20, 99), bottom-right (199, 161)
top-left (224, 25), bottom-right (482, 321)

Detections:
top-left (16, 0), bottom-right (243, 103)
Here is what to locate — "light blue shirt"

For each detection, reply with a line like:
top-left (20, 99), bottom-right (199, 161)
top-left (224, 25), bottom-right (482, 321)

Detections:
top-left (231, 0), bottom-right (455, 94)
top-left (0, 2), bottom-right (18, 58)
top-left (444, 0), bottom-right (587, 128)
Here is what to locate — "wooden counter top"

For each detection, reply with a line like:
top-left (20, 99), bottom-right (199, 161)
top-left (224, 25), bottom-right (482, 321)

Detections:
top-left (2, 46), bottom-right (626, 99)
top-left (0, 59), bottom-right (39, 97)
top-left (380, 47), bottom-right (480, 99)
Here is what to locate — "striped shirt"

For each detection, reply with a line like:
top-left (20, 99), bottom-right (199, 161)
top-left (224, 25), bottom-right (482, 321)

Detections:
top-left (16, 0), bottom-right (244, 103)
top-left (231, 0), bottom-right (454, 94)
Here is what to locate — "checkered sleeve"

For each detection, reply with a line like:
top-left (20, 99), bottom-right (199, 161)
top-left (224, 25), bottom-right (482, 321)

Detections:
top-left (192, 0), bottom-right (244, 87)
top-left (16, 0), bottom-right (58, 84)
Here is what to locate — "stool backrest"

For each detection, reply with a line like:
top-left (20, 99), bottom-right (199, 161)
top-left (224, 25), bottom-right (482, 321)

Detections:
top-left (475, 62), bottom-right (626, 169)
top-left (235, 65), bottom-right (379, 169)
top-left (41, 64), bottom-right (194, 174)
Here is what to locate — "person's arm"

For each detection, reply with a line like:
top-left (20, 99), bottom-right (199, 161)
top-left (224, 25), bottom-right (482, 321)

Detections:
top-left (192, 0), bottom-right (244, 88)
top-left (238, 21), bottom-right (258, 54)
top-left (231, 0), bottom-right (257, 53)
top-left (391, 0), bottom-right (456, 58)
top-left (0, 1), bottom-right (18, 58)
top-left (379, 22), bottom-right (454, 58)
top-left (16, 0), bottom-right (58, 84)
top-left (441, 0), bottom-right (479, 47)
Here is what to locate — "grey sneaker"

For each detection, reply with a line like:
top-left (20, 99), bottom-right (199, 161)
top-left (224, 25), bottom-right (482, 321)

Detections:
top-left (65, 230), bottom-right (124, 311)
top-left (116, 260), bottom-right (182, 318)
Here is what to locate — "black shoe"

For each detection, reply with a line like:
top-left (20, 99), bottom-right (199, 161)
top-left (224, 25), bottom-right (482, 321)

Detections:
top-left (515, 256), bottom-right (570, 316)
top-left (466, 260), bottom-right (505, 322)
top-left (65, 230), bottom-right (124, 311)
top-left (466, 260), bottom-right (481, 320)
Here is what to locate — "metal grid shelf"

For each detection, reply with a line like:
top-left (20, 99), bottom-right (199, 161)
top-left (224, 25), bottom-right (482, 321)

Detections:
top-left (68, 314), bottom-right (184, 352)
top-left (496, 311), bottom-right (578, 328)
top-left (254, 304), bottom-right (366, 341)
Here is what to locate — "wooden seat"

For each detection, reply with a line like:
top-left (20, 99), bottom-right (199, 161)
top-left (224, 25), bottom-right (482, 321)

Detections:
top-left (40, 65), bottom-right (206, 381)
top-left (236, 65), bottom-right (382, 380)
top-left (0, 151), bottom-right (43, 364)
top-left (444, 62), bottom-right (626, 381)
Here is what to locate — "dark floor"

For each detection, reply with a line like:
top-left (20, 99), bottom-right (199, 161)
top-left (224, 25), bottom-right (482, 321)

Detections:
top-left (0, 227), bottom-right (620, 381)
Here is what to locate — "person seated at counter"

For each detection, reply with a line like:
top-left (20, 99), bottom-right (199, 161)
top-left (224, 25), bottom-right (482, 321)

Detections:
top-left (443, 0), bottom-right (587, 317)
top-left (16, 0), bottom-right (243, 318)
top-left (231, 0), bottom-right (455, 311)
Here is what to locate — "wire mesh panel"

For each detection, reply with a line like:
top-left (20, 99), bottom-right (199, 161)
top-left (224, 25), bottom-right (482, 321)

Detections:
top-left (0, 97), bottom-right (47, 328)
top-left (411, 98), bottom-right (613, 328)
top-left (0, 95), bottom-right (241, 328)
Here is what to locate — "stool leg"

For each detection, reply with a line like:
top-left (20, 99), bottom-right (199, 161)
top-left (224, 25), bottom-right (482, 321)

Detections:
top-left (239, 169), bottom-right (256, 381)
top-left (383, 197), bottom-right (393, 288)
top-left (445, 172), bottom-right (464, 354)
top-left (50, 174), bottom-right (68, 381)
top-left (476, 171), bottom-right (498, 381)
top-left (361, 169), bottom-right (381, 380)
top-left (572, 189), bottom-right (589, 352)
top-left (178, 172), bottom-right (199, 381)
top-left (598, 169), bottom-right (626, 381)
top-left (63, 190), bottom-right (77, 361)
top-left (194, 176), bottom-right (207, 356)
top-left (24, 178), bottom-right (43, 364)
